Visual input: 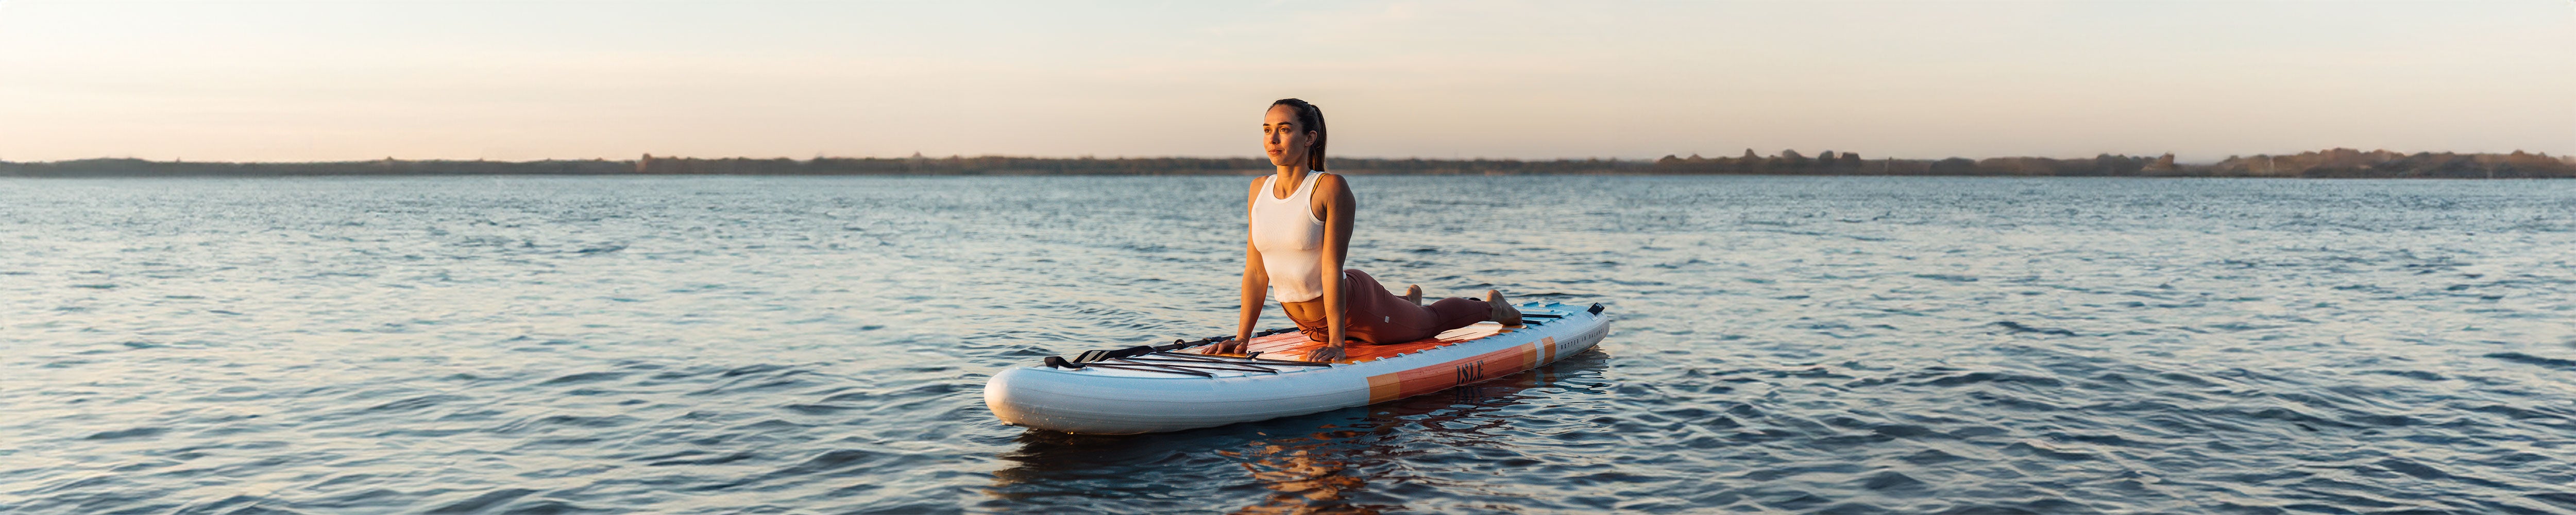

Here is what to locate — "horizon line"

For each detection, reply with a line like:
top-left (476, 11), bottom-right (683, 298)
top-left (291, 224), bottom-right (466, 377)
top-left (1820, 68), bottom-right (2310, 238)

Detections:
top-left (10, 148), bottom-right (2566, 166)
top-left (8, 147), bottom-right (2570, 167)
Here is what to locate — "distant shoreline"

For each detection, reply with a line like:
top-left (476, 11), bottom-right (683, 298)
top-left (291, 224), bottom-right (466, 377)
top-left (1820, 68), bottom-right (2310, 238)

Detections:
top-left (5, 149), bottom-right (2571, 178)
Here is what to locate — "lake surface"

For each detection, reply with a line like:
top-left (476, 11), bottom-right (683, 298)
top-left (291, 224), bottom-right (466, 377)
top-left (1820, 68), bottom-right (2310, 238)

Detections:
top-left (4, 175), bottom-right (2573, 513)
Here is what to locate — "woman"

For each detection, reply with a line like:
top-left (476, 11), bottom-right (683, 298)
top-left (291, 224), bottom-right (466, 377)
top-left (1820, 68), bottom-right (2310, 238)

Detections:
top-left (1212, 98), bottom-right (1522, 362)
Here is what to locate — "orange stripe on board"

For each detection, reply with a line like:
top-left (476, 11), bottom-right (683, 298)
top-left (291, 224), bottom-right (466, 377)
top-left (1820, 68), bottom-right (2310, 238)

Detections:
top-left (1364, 343), bottom-right (1539, 404)
top-left (1367, 373), bottom-right (1402, 404)
top-left (1541, 336), bottom-right (1556, 364)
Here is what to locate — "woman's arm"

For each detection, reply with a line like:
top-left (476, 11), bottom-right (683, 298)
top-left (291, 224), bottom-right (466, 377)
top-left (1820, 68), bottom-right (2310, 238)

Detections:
top-left (1225, 238), bottom-right (1268, 354)
top-left (1219, 178), bottom-right (1269, 354)
top-left (1311, 173), bottom-right (1358, 362)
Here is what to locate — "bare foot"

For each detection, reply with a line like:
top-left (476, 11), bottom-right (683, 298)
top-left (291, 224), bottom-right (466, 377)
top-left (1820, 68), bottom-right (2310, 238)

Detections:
top-left (1485, 289), bottom-right (1523, 327)
top-left (1403, 284), bottom-right (1423, 306)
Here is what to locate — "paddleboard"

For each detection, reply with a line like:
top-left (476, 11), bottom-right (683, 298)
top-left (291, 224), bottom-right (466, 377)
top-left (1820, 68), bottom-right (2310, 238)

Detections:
top-left (985, 302), bottom-right (1612, 434)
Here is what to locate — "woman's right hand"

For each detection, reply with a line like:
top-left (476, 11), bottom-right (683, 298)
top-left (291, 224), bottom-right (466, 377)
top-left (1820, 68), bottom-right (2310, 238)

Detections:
top-left (1211, 337), bottom-right (1247, 355)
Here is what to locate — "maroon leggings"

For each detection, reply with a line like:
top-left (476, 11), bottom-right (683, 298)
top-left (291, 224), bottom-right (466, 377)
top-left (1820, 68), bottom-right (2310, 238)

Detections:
top-left (1283, 269), bottom-right (1492, 345)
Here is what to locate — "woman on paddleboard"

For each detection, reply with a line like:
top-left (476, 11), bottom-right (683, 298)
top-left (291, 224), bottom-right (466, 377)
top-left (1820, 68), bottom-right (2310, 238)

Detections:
top-left (1213, 98), bottom-right (1523, 362)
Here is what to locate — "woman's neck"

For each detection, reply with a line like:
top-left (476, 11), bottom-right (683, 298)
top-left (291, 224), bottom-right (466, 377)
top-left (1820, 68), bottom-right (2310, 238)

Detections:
top-left (1272, 166), bottom-right (1311, 194)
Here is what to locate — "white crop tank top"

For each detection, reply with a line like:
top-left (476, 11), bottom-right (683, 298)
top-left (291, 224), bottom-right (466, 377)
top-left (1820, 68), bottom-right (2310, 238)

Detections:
top-left (1251, 171), bottom-right (1330, 303)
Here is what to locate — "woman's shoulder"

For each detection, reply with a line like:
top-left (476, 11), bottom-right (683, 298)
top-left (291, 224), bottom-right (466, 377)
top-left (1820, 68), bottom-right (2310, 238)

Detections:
top-left (1314, 171), bottom-right (1351, 195)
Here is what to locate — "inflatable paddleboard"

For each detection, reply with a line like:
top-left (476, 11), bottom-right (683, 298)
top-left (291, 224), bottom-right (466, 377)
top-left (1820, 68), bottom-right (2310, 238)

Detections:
top-left (985, 302), bottom-right (1612, 434)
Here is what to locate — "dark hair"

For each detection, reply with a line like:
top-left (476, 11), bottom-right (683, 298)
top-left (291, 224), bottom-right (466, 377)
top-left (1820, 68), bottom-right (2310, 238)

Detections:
top-left (1269, 98), bottom-right (1326, 171)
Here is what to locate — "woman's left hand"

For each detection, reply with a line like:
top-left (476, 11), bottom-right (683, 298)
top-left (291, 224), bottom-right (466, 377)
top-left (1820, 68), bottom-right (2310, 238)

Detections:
top-left (1308, 344), bottom-right (1347, 363)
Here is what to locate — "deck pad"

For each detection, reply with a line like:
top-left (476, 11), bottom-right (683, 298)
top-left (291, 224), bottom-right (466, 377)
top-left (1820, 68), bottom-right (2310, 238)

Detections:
top-left (1182, 323), bottom-right (1512, 364)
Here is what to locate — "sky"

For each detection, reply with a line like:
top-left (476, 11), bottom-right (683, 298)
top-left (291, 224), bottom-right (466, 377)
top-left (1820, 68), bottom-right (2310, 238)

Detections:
top-left (0, 1), bottom-right (2569, 163)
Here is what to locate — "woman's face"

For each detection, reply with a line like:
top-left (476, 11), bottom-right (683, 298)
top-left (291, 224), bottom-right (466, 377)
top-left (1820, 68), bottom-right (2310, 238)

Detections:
top-left (1263, 105), bottom-right (1312, 168)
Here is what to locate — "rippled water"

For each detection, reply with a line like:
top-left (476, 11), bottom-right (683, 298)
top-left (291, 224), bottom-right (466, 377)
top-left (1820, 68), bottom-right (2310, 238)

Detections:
top-left (5, 175), bottom-right (2574, 513)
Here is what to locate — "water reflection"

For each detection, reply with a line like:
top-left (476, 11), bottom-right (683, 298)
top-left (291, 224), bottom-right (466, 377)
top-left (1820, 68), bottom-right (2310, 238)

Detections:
top-left (988, 352), bottom-right (1613, 513)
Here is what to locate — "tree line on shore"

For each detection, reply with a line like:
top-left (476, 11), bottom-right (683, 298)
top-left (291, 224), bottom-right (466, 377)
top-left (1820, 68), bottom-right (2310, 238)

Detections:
top-left (1649, 148), bottom-right (2576, 178)
top-left (4, 149), bottom-right (2570, 178)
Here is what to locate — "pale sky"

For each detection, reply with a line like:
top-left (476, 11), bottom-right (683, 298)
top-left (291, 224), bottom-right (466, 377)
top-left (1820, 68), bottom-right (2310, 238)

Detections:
top-left (1, 1), bottom-right (2569, 163)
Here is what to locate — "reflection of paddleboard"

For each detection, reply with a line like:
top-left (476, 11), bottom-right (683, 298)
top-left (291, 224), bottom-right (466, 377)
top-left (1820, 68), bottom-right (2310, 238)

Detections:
top-left (985, 302), bottom-right (1613, 435)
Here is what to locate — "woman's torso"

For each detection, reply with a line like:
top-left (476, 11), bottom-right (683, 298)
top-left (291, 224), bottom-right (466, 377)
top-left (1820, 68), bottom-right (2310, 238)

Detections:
top-left (1251, 171), bottom-right (1329, 303)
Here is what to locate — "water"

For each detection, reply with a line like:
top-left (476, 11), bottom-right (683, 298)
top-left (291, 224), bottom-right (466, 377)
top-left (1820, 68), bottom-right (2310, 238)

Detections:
top-left (4, 175), bottom-right (2573, 513)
